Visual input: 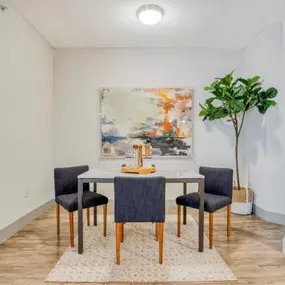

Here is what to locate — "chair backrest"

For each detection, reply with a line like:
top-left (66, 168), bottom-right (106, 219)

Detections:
top-left (199, 166), bottom-right (233, 199)
top-left (54, 165), bottom-right (89, 197)
top-left (114, 176), bottom-right (166, 223)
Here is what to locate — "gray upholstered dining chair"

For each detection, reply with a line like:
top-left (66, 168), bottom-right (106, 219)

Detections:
top-left (114, 176), bottom-right (166, 265)
top-left (54, 165), bottom-right (108, 247)
top-left (176, 166), bottom-right (233, 249)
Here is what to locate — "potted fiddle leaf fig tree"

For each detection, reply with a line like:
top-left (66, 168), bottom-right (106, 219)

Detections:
top-left (199, 71), bottom-right (278, 214)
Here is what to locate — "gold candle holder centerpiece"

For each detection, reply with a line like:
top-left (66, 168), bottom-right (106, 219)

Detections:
top-left (137, 145), bottom-right (143, 167)
top-left (145, 144), bottom-right (151, 158)
top-left (121, 144), bottom-right (156, 174)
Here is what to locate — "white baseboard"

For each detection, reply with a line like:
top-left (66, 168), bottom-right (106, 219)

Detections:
top-left (253, 204), bottom-right (285, 226)
top-left (0, 199), bottom-right (55, 244)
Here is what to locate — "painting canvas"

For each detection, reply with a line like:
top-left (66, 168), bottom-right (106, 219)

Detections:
top-left (100, 88), bottom-right (194, 157)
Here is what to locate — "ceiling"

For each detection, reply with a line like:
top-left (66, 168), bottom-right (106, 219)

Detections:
top-left (3, 0), bottom-right (284, 49)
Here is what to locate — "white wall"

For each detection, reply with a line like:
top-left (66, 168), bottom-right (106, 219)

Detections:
top-left (0, 3), bottom-right (283, 235)
top-left (54, 48), bottom-right (241, 199)
top-left (242, 23), bottom-right (285, 215)
top-left (0, 8), bottom-right (54, 230)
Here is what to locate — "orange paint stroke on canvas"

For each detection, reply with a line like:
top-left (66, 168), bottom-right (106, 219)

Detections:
top-left (142, 88), bottom-right (192, 136)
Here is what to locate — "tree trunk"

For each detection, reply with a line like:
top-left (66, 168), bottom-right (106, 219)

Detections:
top-left (235, 135), bottom-right (241, 190)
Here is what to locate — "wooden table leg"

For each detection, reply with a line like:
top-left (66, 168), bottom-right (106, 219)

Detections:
top-left (103, 204), bottom-right (107, 237)
top-left (93, 183), bottom-right (97, 226)
top-left (198, 178), bottom-right (205, 252)
top-left (56, 203), bottom-right (60, 235)
top-left (183, 183), bottom-right (187, 225)
top-left (78, 179), bottom-right (83, 254)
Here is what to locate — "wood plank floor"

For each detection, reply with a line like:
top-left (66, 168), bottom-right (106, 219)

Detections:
top-left (0, 205), bottom-right (285, 285)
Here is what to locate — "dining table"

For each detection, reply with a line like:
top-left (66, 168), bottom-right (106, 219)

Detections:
top-left (77, 168), bottom-right (205, 254)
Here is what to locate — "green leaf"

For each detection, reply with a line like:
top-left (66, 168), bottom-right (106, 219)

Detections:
top-left (257, 99), bottom-right (277, 114)
top-left (251, 82), bottom-right (261, 90)
top-left (228, 100), bottom-right (244, 113)
top-left (204, 86), bottom-right (213, 92)
top-left (259, 91), bottom-right (267, 100)
top-left (212, 88), bottom-right (223, 98)
top-left (206, 97), bottom-right (215, 104)
top-left (232, 79), bottom-right (239, 87)
top-left (199, 103), bottom-right (206, 111)
top-left (223, 91), bottom-right (232, 100)
top-left (266, 87), bottom-right (278, 98)
top-left (233, 85), bottom-right (246, 98)
top-left (215, 110), bottom-right (228, 119)
top-left (224, 74), bottom-right (233, 84)
top-left (199, 110), bottom-right (207, 116)
top-left (247, 98), bottom-right (259, 109)
top-left (252, 87), bottom-right (262, 95)
top-left (209, 108), bottom-right (228, 120)
top-left (211, 80), bottom-right (219, 89)
top-left (266, 100), bottom-right (277, 106)
top-left (238, 78), bottom-right (249, 86)
top-left (257, 105), bottom-right (266, 114)
top-left (250, 76), bottom-right (260, 85)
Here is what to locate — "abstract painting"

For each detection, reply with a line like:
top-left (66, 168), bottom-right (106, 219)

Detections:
top-left (100, 88), bottom-right (194, 157)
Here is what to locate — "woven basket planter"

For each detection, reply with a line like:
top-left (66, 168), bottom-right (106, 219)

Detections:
top-left (232, 186), bottom-right (253, 215)
top-left (232, 187), bottom-right (253, 202)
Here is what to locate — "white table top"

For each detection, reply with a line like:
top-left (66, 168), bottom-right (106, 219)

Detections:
top-left (78, 168), bottom-right (204, 180)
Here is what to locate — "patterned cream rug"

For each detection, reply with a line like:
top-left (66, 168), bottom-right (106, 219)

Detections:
top-left (46, 216), bottom-right (236, 283)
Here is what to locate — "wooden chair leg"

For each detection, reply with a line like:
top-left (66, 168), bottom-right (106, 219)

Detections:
top-left (121, 223), bottom-right (124, 242)
top-left (177, 205), bottom-right (181, 237)
top-left (116, 223), bottom-right (122, 265)
top-left (69, 212), bottom-right (74, 248)
top-left (227, 204), bottom-right (231, 237)
top-left (86, 208), bottom-right (90, 226)
top-left (103, 204), bottom-right (107, 237)
top-left (159, 222), bottom-right (164, 264)
top-left (209, 213), bottom-right (213, 249)
top-left (156, 223), bottom-right (158, 241)
top-left (56, 203), bottom-right (60, 235)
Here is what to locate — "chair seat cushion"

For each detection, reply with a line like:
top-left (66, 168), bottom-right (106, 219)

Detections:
top-left (56, 191), bottom-right (108, 212)
top-left (176, 192), bottom-right (231, 213)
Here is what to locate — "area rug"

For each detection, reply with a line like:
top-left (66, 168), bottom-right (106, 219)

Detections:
top-left (46, 216), bottom-right (236, 283)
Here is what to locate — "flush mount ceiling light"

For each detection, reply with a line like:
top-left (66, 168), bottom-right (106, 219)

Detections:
top-left (137, 4), bottom-right (164, 25)
top-left (0, 4), bottom-right (8, 12)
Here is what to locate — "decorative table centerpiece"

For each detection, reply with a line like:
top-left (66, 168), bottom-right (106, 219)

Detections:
top-left (121, 144), bottom-right (156, 174)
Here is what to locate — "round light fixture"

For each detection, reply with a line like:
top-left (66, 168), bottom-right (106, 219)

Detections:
top-left (137, 4), bottom-right (164, 25)
top-left (0, 4), bottom-right (8, 12)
